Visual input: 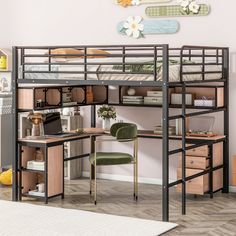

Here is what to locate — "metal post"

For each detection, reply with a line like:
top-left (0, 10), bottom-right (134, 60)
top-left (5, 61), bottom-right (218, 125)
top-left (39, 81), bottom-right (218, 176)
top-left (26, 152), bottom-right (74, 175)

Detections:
top-left (223, 48), bottom-right (229, 193)
top-left (91, 105), bottom-right (96, 179)
top-left (12, 47), bottom-right (18, 201)
top-left (162, 44), bottom-right (169, 222)
top-left (181, 83), bottom-right (186, 215)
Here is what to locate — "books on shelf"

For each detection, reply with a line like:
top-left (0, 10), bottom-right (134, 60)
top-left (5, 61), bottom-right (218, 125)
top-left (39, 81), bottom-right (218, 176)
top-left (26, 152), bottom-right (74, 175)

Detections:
top-left (144, 97), bottom-right (162, 105)
top-left (122, 96), bottom-right (144, 104)
top-left (62, 101), bottom-right (78, 106)
top-left (147, 91), bottom-right (163, 97)
top-left (28, 190), bottom-right (45, 197)
top-left (26, 161), bottom-right (45, 171)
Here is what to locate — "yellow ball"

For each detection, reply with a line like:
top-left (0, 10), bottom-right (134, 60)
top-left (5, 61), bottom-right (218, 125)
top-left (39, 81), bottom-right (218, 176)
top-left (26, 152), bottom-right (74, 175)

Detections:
top-left (0, 169), bottom-right (12, 186)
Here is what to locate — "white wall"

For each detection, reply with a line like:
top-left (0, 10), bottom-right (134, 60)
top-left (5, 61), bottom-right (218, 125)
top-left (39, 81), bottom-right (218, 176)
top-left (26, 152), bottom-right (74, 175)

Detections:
top-left (1, 0), bottom-right (236, 184)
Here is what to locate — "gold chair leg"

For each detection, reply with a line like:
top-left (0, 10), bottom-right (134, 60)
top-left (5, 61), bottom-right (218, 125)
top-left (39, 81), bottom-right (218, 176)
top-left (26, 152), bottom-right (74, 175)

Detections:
top-left (94, 141), bottom-right (97, 205)
top-left (135, 139), bottom-right (138, 201)
top-left (94, 163), bottom-right (97, 205)
top-left (89, 164), bottom-right (92, 195)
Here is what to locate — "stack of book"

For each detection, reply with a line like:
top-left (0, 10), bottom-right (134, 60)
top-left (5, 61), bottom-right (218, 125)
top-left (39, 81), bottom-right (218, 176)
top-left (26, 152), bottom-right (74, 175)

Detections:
top-left (27, 161), bottom-right (45, 171)
top-left (144, 91), bottom-right (163, 105)
top-left (122, 96), bottom-right (144, 105)
top-left (154, 125), bottom-right (176, 135)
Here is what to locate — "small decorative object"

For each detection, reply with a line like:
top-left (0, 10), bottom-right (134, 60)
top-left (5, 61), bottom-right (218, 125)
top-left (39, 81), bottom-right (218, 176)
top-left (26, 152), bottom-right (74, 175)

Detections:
top-left (97, 105), bottom-right (116, 131)
top-left (171, 93), bottom-right (193, 105)
top-left (116, 0), bottom-right (171, 7)
top-left (127, 87), bottom-right (136, 96)
top-left (35, 149), bottom-right (44, 162)
top-left (194, 96), bottom-right (215, 107)
top-left (0, 169), bottom-right (12, 186)
top-left (0, 55), bottom-right (7, 70)
top-left (36, 99), bottom-right (45, 108)
top-left (36, 183), bottom-right (45, 193)
top-left (118, 18), bottom-right (179, 38)
top-left (146, 2), bottom-right (210, 17)
top-left (27, 112), bottom-right (45, 137)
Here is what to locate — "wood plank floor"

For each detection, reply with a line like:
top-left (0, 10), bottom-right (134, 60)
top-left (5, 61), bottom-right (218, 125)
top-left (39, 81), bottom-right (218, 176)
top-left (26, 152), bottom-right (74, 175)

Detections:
top-left (1, 179), bottom-right (236, 235)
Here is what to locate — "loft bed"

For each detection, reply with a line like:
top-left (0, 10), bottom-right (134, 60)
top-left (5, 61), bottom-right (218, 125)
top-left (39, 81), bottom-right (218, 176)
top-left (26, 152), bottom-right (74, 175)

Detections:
top-left (12, 44), bottom-right (229, 222)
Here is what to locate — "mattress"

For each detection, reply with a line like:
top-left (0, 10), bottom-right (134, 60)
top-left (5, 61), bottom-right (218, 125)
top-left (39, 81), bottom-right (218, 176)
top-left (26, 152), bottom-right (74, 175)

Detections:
top-left (19, 58), bottom-right (223, 82)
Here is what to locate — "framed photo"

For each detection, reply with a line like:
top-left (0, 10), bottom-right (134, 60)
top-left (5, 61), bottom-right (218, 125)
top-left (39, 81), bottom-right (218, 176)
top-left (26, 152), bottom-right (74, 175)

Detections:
top-left (0, 72), bottom-right (11, 92)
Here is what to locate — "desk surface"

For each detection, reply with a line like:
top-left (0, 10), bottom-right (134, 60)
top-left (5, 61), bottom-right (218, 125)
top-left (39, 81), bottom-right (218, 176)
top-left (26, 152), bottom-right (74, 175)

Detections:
top-left (18, 129), bottom-right (226, 147)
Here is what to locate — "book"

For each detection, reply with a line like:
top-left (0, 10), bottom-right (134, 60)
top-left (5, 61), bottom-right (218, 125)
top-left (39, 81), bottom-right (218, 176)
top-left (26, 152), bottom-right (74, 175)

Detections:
top-left (147, 91), bottom-right (163, 97)
top-left (123, 96), bottom-right (143, 99)
top-left (28, 190), bottom-right (45, 197)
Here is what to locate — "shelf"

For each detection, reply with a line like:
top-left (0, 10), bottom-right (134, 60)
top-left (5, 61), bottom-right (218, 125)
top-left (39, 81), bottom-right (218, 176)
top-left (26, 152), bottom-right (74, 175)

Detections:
top-left (22, 193), bottom-right (45, 199)
top-left (20, 168), bottom-right (45, 174)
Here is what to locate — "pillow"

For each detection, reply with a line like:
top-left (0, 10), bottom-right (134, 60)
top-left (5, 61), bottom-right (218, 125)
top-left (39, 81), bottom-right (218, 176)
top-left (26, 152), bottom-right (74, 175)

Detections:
top-left (51, 48), bottom-right (109, 59)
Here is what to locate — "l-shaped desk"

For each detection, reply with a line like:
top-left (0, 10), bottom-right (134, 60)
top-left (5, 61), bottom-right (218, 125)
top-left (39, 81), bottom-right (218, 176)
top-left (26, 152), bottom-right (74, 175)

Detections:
top-left (16, 129), bottom-right (226, 205)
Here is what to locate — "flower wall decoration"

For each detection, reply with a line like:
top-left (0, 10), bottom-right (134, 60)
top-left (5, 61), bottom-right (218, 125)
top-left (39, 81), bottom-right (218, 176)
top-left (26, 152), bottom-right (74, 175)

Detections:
top-left (116, 0), bottom-right (171, 8)
top-left (178, 0), bottom-right (200, 14)
top-left (121, 16), bottom-right (144, 39)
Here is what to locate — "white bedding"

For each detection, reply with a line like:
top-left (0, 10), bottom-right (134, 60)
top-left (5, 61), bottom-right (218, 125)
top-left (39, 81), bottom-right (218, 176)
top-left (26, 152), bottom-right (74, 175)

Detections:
top-left (19, 58), bottom-right (223, 82)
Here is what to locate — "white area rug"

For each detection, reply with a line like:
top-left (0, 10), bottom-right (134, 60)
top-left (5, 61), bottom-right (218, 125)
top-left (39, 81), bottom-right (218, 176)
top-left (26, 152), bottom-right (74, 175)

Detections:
top-left (0, 200), bottom-right (177, 236)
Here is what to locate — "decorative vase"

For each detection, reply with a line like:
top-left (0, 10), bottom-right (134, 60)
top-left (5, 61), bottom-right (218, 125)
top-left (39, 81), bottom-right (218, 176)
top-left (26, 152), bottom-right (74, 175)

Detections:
top-left (102, 118), bottom-right (111, 131)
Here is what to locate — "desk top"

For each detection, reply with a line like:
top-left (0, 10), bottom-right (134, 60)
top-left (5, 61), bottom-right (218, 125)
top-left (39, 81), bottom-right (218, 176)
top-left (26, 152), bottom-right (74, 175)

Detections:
top-left (18, 129), bottom-right (226, 147)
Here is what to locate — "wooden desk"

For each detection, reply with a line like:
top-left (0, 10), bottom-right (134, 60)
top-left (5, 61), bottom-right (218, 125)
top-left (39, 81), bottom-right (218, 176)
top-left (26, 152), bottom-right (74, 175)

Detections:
top-left (17, 130), bottom-right (226, 204)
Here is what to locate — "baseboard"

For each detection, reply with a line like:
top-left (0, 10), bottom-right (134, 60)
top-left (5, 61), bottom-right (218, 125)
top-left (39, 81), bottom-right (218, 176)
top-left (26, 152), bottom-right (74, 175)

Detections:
top-left (82, 171), bottom-right (236, 193)
top-left (229, 186), bottom-right (236, 193)
top-left (82, 171), bottom-right (170, 185)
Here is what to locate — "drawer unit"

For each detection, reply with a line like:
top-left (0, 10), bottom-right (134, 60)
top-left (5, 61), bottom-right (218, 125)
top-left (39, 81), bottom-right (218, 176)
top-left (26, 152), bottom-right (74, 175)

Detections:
top-left (186, 142), bottom-right (223, 168)
top-left (177, 168), bottom-right (223, 195)
top-left (179, 156), bottom-right (209, 170)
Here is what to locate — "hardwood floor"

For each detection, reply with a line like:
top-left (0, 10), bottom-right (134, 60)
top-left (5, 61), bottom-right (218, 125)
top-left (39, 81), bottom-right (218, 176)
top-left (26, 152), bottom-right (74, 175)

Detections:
top-left (1, 179), bottom-right (236, 235)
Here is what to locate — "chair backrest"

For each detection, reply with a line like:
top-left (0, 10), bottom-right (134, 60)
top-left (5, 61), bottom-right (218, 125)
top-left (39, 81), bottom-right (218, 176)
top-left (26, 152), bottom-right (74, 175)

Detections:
top-left (110, 123), bottom-right (137, 140)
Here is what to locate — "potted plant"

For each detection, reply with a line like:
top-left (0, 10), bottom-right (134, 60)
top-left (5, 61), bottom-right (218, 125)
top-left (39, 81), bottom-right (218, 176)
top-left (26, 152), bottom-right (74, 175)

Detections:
top-left (97, 105), bottom-right (116, 131)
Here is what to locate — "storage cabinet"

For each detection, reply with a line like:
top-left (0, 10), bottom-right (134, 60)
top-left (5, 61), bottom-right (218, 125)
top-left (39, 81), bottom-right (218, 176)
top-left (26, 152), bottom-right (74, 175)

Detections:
top-left (20, 145), bottom-right (64, 202)
top-left (177, 142), bottom-right (223, 195)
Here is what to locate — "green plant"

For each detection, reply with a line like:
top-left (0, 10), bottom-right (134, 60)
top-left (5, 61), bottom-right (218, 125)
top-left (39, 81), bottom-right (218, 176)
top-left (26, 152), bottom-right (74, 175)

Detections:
top-left (97, 105), bottom-right (116, 120)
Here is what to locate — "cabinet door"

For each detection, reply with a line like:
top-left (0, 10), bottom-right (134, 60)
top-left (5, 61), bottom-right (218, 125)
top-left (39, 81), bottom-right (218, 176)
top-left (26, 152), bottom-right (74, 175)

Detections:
top-left (48, 145), bottom-right (63, 197)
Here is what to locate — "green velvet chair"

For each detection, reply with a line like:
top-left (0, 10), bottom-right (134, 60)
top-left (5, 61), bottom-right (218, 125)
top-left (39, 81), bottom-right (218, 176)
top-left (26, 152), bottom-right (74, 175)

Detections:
top-left (89, 123), bottom-right (138, 205)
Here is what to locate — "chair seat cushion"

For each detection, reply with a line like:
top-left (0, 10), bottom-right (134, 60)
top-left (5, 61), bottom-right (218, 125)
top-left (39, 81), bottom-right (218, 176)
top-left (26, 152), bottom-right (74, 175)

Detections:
top-left (89, 152), bottom-right (134, 166)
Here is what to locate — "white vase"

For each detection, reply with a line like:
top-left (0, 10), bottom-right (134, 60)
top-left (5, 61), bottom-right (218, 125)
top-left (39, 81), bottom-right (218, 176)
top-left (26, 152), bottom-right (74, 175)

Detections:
top-left (102, 118), bottom-right (110, 131)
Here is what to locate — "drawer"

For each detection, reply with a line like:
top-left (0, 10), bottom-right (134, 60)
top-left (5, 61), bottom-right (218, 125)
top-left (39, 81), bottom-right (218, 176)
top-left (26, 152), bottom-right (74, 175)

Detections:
top-left (186, 145), bottom-right (209, 157)
top-left (179, 156), bottom-right (209, 170)
top-left (177, 168), bottom-right (223, 195)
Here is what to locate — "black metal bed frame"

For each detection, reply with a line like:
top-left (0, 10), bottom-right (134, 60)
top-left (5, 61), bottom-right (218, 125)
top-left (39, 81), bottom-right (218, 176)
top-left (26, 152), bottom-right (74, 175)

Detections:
top-left (12, 44), bottom-right (229, 222)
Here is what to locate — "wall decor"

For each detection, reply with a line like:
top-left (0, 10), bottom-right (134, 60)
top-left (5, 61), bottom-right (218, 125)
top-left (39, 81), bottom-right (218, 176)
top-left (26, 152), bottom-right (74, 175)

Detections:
top-left (146, 1), bottom-right (210, 17)
top-left (116, 0), bottom-right (172, 8)
top-left (117, 16), bottom-right (179, 38)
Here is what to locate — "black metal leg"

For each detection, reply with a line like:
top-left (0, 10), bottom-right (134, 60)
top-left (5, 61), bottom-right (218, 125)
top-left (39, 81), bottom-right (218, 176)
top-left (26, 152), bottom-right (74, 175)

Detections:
top-left (12, 47), bottom-right (18, 202)
top-left (18, 144), bottom-right (22, 201)
top-left (181, 83), bottom-right (186, 215)
top-left (162, 45), bottom-right (169, 222)
top-left (209, 145), bottom-right (213, 199)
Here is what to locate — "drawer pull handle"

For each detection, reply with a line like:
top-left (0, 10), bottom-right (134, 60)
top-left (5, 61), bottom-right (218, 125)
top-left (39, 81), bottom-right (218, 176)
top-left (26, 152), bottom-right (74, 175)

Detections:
top-left (190, 161), bottom-right (194, 164)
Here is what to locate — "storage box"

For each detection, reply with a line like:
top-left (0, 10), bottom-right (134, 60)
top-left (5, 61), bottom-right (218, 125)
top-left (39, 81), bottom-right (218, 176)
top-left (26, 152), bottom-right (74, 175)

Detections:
top-left (147, 91), bottom-right (162, 97)
top-left (194, 99), bottom-right (215, 107)
top-left (171, 93), bottom-right (193, 105)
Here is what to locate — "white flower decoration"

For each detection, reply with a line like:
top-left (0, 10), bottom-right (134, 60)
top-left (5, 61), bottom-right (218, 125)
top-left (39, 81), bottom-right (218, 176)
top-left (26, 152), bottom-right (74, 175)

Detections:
top-left (123, 16), bottom-right (144, 39)
top-left (132, 0), bottom-right (140, 6)
top-left (189, 1), bottom-right (200, 13)
top-left (178, 0), bottom-right (190, 8)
